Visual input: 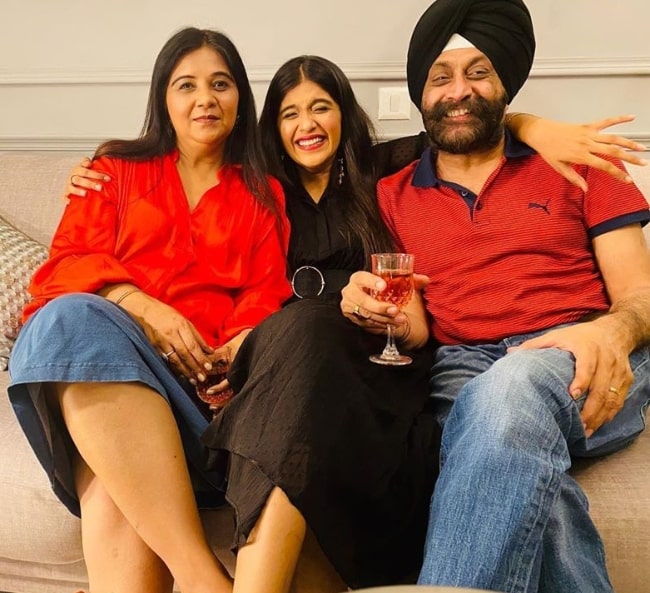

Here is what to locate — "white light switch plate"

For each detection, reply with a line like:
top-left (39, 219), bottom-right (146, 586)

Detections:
top-left (378, 87), bottom-right (411, 120)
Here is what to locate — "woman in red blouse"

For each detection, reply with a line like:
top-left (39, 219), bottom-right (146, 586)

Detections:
top-left (8, 28), bottom-right (291, 593)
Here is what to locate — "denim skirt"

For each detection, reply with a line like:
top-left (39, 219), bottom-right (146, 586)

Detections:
top-left (7, 293), bottom-right (225, 516)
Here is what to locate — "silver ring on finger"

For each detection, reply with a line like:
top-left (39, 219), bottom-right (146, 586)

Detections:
top-left (162, 349), bottom-right (176, 362)
top-left (70, 174), bottom-right (77, 186)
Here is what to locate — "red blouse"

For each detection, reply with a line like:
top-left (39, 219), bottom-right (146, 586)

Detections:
top-left (25, 152), bottom-right (292, 347)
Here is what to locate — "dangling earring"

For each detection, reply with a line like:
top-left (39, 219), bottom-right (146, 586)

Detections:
top-left (337, 157), bottom-right (345, 185)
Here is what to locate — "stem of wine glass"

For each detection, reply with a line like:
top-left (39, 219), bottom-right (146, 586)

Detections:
top-left (382, 323), bottom-right (401, 359)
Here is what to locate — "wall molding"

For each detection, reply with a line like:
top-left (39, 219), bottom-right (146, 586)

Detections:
top-left (1, 57), bottom-right (649, 86)
top-left (0, 137), bottom-right (106, 152)
top-left (530, 56), bottom-right (650, 77)
top-left (1, 133), bottom-right (649, 153)
top-left (381, 132), bottom-right (650, 146)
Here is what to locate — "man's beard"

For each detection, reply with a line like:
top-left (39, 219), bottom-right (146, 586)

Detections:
top-left (422, 93), bottom-right (508, 154)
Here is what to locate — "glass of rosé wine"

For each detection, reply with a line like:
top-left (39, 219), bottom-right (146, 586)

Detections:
top-left (369, 253), bottom-right (414, 366)
top-left (195, 345), bottom-right (234, 419)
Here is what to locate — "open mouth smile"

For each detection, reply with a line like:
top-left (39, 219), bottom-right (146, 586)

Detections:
top-left (296, 136), bottom-right (326, 150)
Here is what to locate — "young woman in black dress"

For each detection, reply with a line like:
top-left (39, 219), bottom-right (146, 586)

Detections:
top-left (202, 55), bottom-right (439, 591)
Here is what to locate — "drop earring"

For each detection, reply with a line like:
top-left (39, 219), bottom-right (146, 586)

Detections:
top-left (337, 157), bottom-right (345, 185)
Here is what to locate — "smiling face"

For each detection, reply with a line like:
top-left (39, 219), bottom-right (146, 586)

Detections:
top-left (421, 47), bottom-right (507, 154)
top-left (166, 45), bottom-right (239, 155)
top-left (277, 79), bottom-right (342, 178)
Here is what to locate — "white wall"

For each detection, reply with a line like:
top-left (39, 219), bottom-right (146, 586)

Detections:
top-left (0, 0), bottom-right (648, 151)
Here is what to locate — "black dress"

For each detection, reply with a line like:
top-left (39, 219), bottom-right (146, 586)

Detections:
top-left (201, 134), bottom-right (440, 588)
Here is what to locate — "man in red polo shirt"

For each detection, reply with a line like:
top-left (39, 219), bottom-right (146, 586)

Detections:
top-left (342, 0), bottom-right (650, 591)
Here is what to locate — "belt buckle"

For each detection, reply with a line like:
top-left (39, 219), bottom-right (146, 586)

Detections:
top-left (291, 265), bottom-right (325, 299)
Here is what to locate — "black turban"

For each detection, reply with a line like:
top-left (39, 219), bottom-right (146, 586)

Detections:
top-left (406, 0), bottom-right (536, 108)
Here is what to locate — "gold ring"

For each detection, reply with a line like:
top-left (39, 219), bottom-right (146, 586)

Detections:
top-left (608, 386), bottom-right (620, 394)
top-left (352, 304), bottom-right (361, 317)
top-left (70, 174), bottom-right (77, 186)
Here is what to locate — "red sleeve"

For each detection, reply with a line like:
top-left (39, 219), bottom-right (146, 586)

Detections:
top-left (221, 178), bottom-right (292, 340)
top-left (581, 156), bottom-right (650, 233)
top-left (23, 157), bottom-right (134, 320)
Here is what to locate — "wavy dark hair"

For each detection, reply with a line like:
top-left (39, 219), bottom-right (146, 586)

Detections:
top-left (94, 27), bottom-right (277, 214)
top-left (258, 55), bottom-right (394, 266)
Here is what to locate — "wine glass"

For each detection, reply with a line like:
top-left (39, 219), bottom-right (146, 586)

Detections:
top-left (369, 253), bottom-right (414, 366)
top-left (195, 345), bottom-right (234, 419)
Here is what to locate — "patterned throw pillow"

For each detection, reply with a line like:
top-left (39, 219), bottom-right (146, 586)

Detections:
top-left (0, 217), bottom-right (49, 371)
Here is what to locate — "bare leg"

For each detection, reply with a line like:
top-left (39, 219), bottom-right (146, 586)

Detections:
top-left (291, 528), bottom-right (348, 593)
top-left (75, 455), bottom-right (174, 593)
top-left (233, 487), bottom-right (306, 593)
top-left (53, 381), bottom-right (232, 593)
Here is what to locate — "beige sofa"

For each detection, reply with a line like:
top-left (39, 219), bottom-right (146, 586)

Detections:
top-left (0, 151), bottom-right (649, 593)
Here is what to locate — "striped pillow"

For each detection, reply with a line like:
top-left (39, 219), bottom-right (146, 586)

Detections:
top-left (0, 217), bottom-right (48, 370)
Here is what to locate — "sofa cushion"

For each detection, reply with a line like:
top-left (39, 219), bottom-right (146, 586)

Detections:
top-left (0, 217), bottom-right (48, 370)
top-left (571, 426), bottom-right (650, 593)
top-left (0, 152), bottom-right (74, 246)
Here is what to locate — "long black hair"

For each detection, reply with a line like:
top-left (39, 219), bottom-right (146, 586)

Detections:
top-left (94, 27), bottom-right (277, 214)
top-left (258, 55), bottom-right (394, 265)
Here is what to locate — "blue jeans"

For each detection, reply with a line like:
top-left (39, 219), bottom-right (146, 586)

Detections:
top-left (418, 326), bottom-right (650, 593)
top-left (8, 294), bottom-right (224, 515)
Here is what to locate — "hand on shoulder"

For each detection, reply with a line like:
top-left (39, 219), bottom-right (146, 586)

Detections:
top-left (64, 156), bottom-right (112, 201)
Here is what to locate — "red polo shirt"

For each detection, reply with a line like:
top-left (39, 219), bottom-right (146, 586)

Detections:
top-left (377, 135), bottom-right (650, 345)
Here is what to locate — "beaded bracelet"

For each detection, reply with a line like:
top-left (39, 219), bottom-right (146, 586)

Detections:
top-left (115, 287), bottom-right (142, 306)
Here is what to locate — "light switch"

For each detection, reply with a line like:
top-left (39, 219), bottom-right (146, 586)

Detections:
top-left (378, 87), bottom-right (411, 120)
